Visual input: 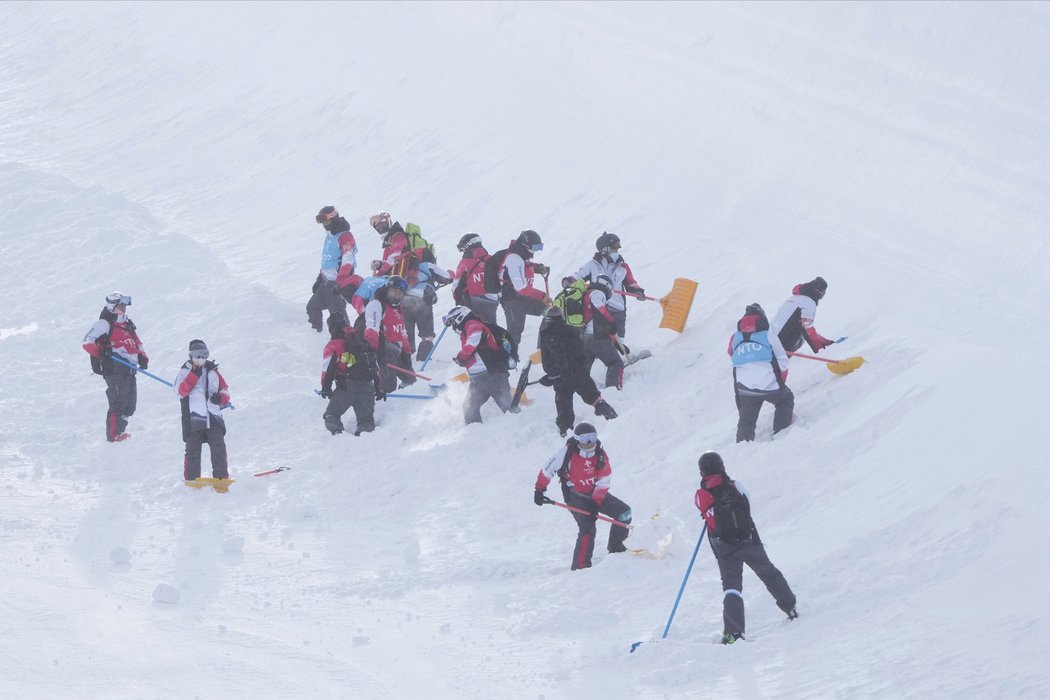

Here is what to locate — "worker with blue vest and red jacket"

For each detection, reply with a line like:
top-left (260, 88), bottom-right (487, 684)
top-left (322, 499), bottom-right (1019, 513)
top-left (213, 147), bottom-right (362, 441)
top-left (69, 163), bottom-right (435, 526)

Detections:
top-left (533, 423), bottom-right (632, 570)
top-left (729, 303), bottom-right (793, 443)
top-left (308, 206), bottom-right (361, 332)
top-left (695, 451), bottom-right (797, 644)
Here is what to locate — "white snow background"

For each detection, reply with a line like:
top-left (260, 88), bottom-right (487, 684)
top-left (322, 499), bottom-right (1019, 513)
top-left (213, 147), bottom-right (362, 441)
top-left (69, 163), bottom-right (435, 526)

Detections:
top-left (2, 2), bottom-right (1049, 698)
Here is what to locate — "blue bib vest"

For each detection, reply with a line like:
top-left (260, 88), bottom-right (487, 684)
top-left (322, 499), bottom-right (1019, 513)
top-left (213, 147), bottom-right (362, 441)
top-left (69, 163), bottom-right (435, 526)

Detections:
top-left (730, 330), bottom-right (773, 366)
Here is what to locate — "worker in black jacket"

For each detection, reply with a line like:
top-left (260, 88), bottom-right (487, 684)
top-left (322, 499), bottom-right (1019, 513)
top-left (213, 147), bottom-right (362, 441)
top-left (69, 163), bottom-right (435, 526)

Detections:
top-left (538, 306), bottom-right (617, 436)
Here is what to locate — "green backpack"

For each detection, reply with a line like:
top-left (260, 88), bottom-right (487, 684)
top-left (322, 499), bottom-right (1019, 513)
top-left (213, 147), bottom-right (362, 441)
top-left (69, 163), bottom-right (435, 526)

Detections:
top-left (554, 279), bottom-right (588, 327)
top-left (404, 223), bottom-right (437, 264)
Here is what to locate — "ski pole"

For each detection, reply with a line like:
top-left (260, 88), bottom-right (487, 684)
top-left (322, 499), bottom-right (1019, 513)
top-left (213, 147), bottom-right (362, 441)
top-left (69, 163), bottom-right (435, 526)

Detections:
top-left (419, 325), bottom-right (448, 371)
top-left (109, 354), bottom-right (174, 387)
top-left (542, 497), bottom-right (632, 530)
top-left (630, 523), bottom-right (706, 653)
top-left (385, 363), bottom-right (433, 382)
top-left (253, 467), bottom-right (289, 477)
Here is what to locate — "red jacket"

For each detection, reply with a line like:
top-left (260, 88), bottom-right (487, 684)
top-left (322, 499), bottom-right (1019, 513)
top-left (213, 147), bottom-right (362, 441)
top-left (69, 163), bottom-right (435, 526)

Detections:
top-left (535, 443), bottom-right (612, 504)
top-left (455, 247), bottom-right (490, 297)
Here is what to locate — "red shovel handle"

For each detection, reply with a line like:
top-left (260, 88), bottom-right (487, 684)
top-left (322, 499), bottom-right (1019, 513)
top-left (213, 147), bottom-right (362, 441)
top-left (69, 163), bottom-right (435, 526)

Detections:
top-left (613, 289), bottom-right (660, 303)
top-left (386, 363), bottom-right (433, 382)
top-left (545, 498), bottom-right (632, 530)
top-left (787, 351), bottom-right (839, 365)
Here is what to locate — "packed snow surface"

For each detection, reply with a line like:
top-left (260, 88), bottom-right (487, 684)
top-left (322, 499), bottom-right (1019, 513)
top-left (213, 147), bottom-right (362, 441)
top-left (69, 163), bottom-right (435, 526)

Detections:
top-left (2, 2), bottom-right (1049, 698)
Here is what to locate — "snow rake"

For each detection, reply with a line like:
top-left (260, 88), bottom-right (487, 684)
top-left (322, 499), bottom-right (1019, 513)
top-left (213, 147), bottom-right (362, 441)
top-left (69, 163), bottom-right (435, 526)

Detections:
top-left (788, 351), bottom-right (865, 375)
top-left (614, 277), bottom-right (698, 333)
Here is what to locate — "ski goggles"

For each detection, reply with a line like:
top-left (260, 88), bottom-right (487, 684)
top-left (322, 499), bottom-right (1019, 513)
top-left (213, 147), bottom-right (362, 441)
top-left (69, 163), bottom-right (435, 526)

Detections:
top-left (188, 347), bottom-right (210, 360)
top-left (315, 207), bottom-right (338, 224)
top-left (528, 242), bottom-right (544, 253)
top-left (575, 431), bottom-right (597, 447)
top-left (106, 293), bottom-right (131, 306)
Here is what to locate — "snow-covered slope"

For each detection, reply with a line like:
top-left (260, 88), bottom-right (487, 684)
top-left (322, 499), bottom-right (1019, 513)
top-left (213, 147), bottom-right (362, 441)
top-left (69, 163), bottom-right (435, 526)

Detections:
top-left (2, 3), bottom-right (1049, 698)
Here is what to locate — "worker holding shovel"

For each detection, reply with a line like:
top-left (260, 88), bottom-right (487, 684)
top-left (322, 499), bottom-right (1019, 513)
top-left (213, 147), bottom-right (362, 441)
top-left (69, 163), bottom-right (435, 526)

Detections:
top-left (533, 422), bottom-right (632, 571)
top-left (729, 303), bottom-right (794, 443)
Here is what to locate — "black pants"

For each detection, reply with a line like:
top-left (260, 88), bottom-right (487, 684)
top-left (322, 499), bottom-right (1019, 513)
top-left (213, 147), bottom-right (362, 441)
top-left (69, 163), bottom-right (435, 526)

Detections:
top-left (735, 385), bottom-right (794, 442)
top-left (501, 295), bottom-right (547, 346)
top-left (562, 483), bottom-right (632, 570)
top-left (104, 373), bottom-right (137, 441)
top-left (467, 296), bottom-right (499, 325)
top-left (400, 295), bottom-right (435, 352)
top-left (379, 342), bottom-right (412, 393)
top-left (184, 413), bottom-right (228, 480)
top-left (306, 278), bottom-right (347, 332)
top-left (553, 374), bottom-right (602, 434)
top-left (324, 380), bottom-right (376, 435)
top-left (584, 333), bottom-right (625, 389)
top-left (710, 536), bottom-right (796, 637)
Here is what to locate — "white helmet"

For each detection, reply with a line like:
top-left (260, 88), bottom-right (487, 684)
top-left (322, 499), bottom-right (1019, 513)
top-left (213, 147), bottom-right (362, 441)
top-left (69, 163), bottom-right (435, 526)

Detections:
top-left (442, 305), bottom-right (473, 330)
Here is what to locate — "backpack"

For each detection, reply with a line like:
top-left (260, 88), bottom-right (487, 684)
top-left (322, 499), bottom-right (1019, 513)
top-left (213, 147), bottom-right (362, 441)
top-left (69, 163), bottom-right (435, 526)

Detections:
top-left (558, 438), bottom-right (607, 481)
top-left (475, 322), bottom-right (518, 374)
top-left (483, 248), bottom-right (510, 294)
top-left (553, 280), bottom-right (588, 328)
top-left (709, 481), bottom-right (753, 543)
top-left (404, 223), bottom-right (437, 265)
top-left (343, 333), bottom-right (378, 382)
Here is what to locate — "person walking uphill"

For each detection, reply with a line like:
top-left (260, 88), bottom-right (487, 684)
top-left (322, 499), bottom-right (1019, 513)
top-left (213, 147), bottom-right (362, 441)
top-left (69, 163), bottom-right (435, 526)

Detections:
top-left (730, 303), bottom-right (793, 442)
top-left (534, 423), bottom-right (632, 570)
top-left (307, 206), bottom-right (360, 332)
top-left (82, 291), bottom-right (149, 442)
top-left (695, 451), bottom-right (797, 644)
top-left (539, 306), bottom-right (617, 437)
top-left (452, 234), bottom-right (499, 324)
top-left (442, 305), bottom-right (516, 425)
top-left (769, 276), bottom-right (836, 353)
top-left (493, 229), bottom-right (549, 346)
top-left (320, 313), bottom-right (379, 436)
top-left (175, 340), bottom-right (232, 481)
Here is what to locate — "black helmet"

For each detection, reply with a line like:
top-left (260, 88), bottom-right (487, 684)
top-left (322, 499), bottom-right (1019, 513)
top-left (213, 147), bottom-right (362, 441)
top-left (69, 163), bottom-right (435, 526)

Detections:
top-left (745, 303), bottom-right (765, 317)
top-left (516, 229), bottom-right (543, 253)
top-left (315, 205), bottom-right (338, 224)
top-left (457, 233), bottom-right (482, 252)
top-left (573, 422), bottom-right (598, 447)
top-left (544, 306), bottom-right (564, 320)
top-left (188, 339), bottom-right (209, 360)
top-left (698, 451), bottom-right (725, 477)
top-left (596, 232), bottom-right (621, 252)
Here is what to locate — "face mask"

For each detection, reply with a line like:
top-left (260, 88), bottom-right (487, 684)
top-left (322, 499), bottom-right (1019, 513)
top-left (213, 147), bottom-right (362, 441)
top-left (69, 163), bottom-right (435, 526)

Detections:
top-left (607, 252), bottom-right (621, 262)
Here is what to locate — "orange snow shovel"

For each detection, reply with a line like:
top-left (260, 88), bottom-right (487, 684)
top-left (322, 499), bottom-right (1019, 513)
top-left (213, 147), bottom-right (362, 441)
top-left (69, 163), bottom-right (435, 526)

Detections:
top-left (615, 277), bottom-right (698, 333)
top-left (788, 351), bottom-right (865, 375)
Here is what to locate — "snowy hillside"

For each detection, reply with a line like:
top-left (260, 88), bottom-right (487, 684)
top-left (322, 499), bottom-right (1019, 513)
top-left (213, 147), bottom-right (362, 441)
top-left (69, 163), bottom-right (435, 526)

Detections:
top-left (2, 2), bottom-right (1049, 698)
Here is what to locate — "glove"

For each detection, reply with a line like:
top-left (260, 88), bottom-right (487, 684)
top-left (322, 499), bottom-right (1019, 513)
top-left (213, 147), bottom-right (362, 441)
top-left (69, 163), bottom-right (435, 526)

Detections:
top-left (453, 355), bottom-right (468, 367)
top-left (534, 490), bottom-right (547, 506)
top-left (589, 498), bottom-right (603, 515)
top-left (631, 287), bottom-right (645, 298)
top-left (370, 260), bottom-right (382, 273)
top-left (319, 388), bottom-right (332, 399)
top-left (138, 356), bottom-right (149, 370)
top-left (538, 374), bottom-right (555, 387)
top-left (100, 345), bottom-right (112, 359)
top-left (204, 360), bottom-right (217, 372)
top-left (533, 263), bottom-right (550, 276)
top-left (374, 387), bottom-right (386, 401)
top-left (209, 392), bottom-right (222, 405)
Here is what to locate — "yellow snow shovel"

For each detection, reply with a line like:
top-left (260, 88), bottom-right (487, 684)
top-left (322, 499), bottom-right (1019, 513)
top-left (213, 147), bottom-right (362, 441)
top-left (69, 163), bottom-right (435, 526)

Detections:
top-left (615, 278), bottom-right (698, 333)
top-left (788, 351), bottom-right (865, 375)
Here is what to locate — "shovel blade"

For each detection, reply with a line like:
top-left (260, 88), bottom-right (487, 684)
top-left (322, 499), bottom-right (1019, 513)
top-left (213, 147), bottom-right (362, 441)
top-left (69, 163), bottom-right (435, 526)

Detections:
top-left (826, 356), bottom-right (865, 375)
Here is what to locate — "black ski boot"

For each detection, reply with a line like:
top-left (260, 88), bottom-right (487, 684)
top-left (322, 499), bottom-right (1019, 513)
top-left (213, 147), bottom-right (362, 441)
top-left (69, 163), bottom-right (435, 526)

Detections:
top-left (594, 399), bottom-right (618, 420)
